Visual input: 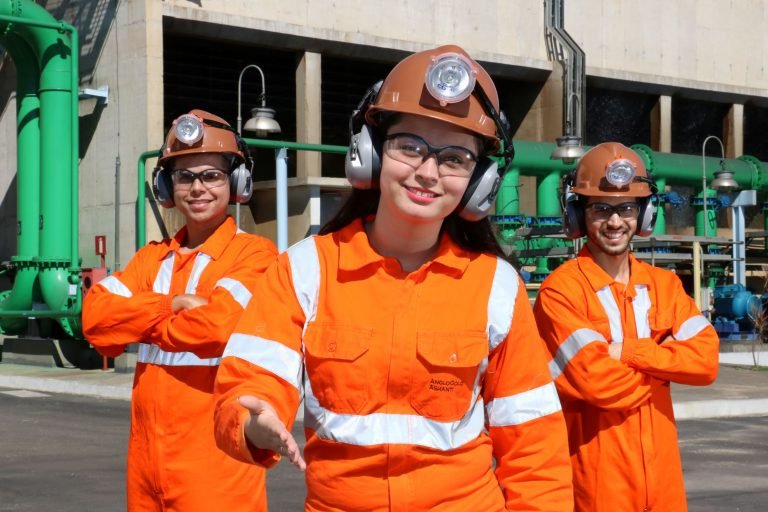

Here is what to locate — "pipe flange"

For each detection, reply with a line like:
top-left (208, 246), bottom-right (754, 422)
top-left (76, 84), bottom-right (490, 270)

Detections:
top-left (35, 258), bottom-right (71, 269)
top-left (737, 155), bottom-right (762, 190)
top-left (630, 144), bottom-right (656, 175)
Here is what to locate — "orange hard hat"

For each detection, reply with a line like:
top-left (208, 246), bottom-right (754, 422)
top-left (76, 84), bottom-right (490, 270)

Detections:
top-left (365, 44), bottom-right (501, 152)
top-left (572, 142), bottom-right (653, 198)
top-left (158, 109), bottom-right (245, 168)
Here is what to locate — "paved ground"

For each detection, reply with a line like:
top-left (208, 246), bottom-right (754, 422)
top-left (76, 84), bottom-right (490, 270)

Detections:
top-left (0, 382), bottom-right (766, 511)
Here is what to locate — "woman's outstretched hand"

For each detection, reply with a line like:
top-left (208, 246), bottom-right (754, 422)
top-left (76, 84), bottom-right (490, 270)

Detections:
top-left (238, 395), bottom-right (306, 471)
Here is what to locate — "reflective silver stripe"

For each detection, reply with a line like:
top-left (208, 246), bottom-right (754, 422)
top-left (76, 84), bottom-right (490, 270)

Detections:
top-left (549, 328), bottom-right (606, 380)
top-left (674, 314), bottom-right (711, 341)
top-left (303, 378), bottom-right (485, 451)
top-left (487, 258), bottom-right (518, 352)
top-left (99, 276), bottom-right (132, 297)
top-left (224, 333), bottom-right (302, 390)
top-left (486, 382), bottom-right (562, 427)
top-left (633, 284), bottom-right (652, 338)
top-left (186, 253), bottom-right (212, 294)
top-left (287, 237), bottom-right (320, 327)
top-left (236, 228), bottom-right (246, 234)
top-left (596, 286), bottom-right (623, 343)
top-left (215, 278), bottom-right (251, 309)
top-left (153, 252), bottom-right (174, 294)
top-left (137, 342), bottom-right (221, 366)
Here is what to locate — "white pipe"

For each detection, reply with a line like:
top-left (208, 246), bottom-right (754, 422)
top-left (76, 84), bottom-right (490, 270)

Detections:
top-left (276, 147), bottom-right (288, 252)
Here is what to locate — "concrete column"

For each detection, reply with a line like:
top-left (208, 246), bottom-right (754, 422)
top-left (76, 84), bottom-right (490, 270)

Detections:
top-left (651, 95), bottom-right (672, 152)
top-left (296, 51), bottom-right (322, 178)
top-left (725, 103), bottom-right (744, 158)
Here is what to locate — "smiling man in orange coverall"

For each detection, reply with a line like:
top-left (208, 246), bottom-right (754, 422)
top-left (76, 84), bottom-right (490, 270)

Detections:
top-left (533, 142), bottom-right (719, 512)
top-left (82, 110), bottom-right (277, 511)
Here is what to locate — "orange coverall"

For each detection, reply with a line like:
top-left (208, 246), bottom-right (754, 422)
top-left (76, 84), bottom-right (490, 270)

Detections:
top-left (82, 216), bottom-right (277, 512)
top-left (214, 218), bottom-right (573, 511)
top-left (533, 246), bottom-right (719, 512)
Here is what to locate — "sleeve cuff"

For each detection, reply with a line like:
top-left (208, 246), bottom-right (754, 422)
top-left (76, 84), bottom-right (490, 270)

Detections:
top-left (621, 337), bottom-right (654, 368)
top-left (239, 407), bottom-right (281, 469)
top-left (158, 295), bottom-right (174, 318)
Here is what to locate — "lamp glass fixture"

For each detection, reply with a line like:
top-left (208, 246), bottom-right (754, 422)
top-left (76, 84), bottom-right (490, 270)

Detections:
top-left (709, 169), bottom-right (739, 191)
top-left (550, 135), bottom-right (585, 164)
top-left (243, 107), bottom-right (281, 136)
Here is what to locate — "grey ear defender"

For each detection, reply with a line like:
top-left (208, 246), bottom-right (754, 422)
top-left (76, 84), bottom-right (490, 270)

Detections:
top-left (636, 196), bottom-right (658, 237)
top-left (228, 136), bottom-right (254, 204)
top-left (152, 166), bottom-right (175, 209)
top-left (345, 81), bottom-right (384, 189)
top-left (560, 178), bottom-right (586, 239)
top-left (345, 124), bottom-right (382, 189)
top-left (229, 163), bottom-right (253, 204)
top-left (457, 159), bottom-right (502, 221)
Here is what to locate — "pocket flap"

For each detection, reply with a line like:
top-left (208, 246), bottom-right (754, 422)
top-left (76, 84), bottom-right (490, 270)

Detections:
top-left (304, 323), bottom-right (371, 361)
top-left (416, 331), bottom-right (488, 368)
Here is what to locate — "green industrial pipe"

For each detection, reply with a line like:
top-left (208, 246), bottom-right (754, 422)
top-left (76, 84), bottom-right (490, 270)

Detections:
top-left (534, 170), bottom-right (563, 277)
top-left (695, 189), bottom-right (718, 238)
top-left (511, 140), bottom-right (577, 176)
top-left (136, 150), bottom-right (160, 250)
top-left (0, 2), bottom-right (81, 336)
top-left (632, 144), bottom-right (766, 190)
top-left (0, 34), bottom-right (40, 334)
top-left (496, 167), bottom-right (520, 216)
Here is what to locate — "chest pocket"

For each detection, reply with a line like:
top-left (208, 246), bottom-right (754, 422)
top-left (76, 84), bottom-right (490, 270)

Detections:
top-left (303, 323), bottom-right (372, 414)
top-left (410, 331), bottom-right (488, 422)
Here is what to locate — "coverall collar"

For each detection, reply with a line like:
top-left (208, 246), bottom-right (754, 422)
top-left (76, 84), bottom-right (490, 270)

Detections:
top-left (337, 217), bottom-right (472, 275)
top-left (159, 215), bottom-right (238, 261)
top-left (576, 245), bottom-right (652, 294)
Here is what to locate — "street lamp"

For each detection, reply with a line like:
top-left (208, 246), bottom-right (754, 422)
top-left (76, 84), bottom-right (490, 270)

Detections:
top-left (701, 135), bottom-right (738, 237)
top-left (236, 64), bottom-right (282, 226)
top-left (237, 64), bottom-right (281, 137)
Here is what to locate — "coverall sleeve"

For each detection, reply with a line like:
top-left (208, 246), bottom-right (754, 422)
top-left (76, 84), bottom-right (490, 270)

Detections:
top-left (485, 277), bottom-right (574, 511)
top-left (145, 239), bottom-right (277, 358)
top-left (621, 276), bottom-right (719, 386)
top-left (82, 246), bottom-right (174, 358)
top-left (214, 252), bottom-right (304, 468)
top-left (533, 284), bottom-right (663, 410)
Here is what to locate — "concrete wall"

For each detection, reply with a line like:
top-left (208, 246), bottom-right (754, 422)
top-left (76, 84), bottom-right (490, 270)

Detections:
top-left (570, 0), bottom-right (768, 95)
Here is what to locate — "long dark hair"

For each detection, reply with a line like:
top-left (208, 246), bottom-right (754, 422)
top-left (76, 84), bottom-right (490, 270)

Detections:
top-left (319, 188), bottom-right (515, 264)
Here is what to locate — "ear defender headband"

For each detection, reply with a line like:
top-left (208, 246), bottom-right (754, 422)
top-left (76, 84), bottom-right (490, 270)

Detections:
top-left (344, 66), bottom-right (515, 221)
top-left (152, 116), bottom-right (254, 207)
top-left (560, 164), bottom-right (659, 239)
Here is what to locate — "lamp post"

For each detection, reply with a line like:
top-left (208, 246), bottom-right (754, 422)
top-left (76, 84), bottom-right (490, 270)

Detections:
top-left (236, 64), bottom-right (281, 226)
top-left (700, 135), bottom-right (738, 237)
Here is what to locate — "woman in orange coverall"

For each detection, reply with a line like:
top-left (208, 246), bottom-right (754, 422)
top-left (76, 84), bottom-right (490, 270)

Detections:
top-left (82, 110), bottom-right (277, 511)
top-left (214, 45), bottom-right (574, 511)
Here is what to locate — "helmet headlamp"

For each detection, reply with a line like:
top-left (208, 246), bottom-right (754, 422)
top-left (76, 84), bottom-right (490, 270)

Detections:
top-left (174, 114), bottom-right (204, 145)
top-left (424, 52), bottom-right (477, 106)
top-left (605, 158), bottom-right (636, 187)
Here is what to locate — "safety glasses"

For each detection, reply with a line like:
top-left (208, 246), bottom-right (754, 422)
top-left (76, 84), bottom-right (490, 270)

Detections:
top-left (384, 133), bottom-right (478, 177)
top-left (585, 202), bottom-right (641, 221)
top-left (171, 168), bottom-right (229, 190)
